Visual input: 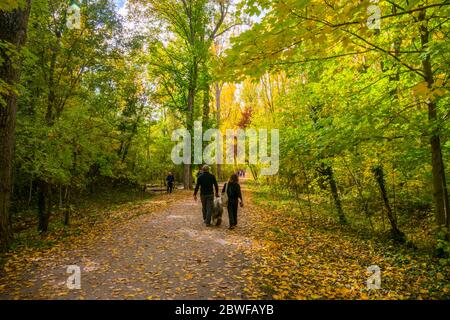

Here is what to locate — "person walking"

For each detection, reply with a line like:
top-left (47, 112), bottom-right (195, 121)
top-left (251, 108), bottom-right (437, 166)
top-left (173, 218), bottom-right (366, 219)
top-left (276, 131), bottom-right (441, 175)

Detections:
top-left (222, 174), bottom-right (243, 230)
top-left (195, 165), bottom-right (203, 184)
top-left (194, 165), bottom-right (219, 226)
top-left (166, 172), bottom-right (175, 194)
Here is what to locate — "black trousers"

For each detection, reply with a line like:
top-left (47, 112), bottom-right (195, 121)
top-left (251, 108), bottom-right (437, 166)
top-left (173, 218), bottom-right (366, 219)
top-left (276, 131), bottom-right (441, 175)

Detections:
top-left (167, 182), bottom-right (174, 193)
top-left (227, 198), bottom-right (239, 226)
top-left (201, 194), bottom-right (214, 224)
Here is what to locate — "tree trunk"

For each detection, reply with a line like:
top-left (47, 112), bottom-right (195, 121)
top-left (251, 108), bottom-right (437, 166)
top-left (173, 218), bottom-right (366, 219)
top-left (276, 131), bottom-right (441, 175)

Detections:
top-left (429, 133), bottom-right (449, 228)
top-left (64, 207), bottom-right (70, 226)
top-left (183, 163), bottom-right (192, 190)
top-left (320, 164), bottom-right (347, 224)
top-left (184, 55), bottom-right (199, 190)
top-left (372, 165), bottom-right (405, 242)
top-left (215, 82), bottom-right (222, 180)
top-left (203, 85), bottom-right (210, 127)
top-left (37, 179), bottom-right (51, 233)
top-left (0, 1), bottom-right (32, 251)
top-left (59, 184), bottom-right (63, 209)
top-left (419, 9), bottom-right (449, 238)
top-left (248, 164), bottom-right (258, 181)
top-left (28, 177), bottom-right (33, 205)
top-left (184, 82), bottom-right (196, 190)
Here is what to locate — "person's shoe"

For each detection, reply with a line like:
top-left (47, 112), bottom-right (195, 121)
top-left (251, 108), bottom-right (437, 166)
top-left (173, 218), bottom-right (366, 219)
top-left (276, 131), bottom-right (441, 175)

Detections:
top-left (228, 226), bottom-right (235, 230)
top-left (205, 224), bottom-right (212, 227)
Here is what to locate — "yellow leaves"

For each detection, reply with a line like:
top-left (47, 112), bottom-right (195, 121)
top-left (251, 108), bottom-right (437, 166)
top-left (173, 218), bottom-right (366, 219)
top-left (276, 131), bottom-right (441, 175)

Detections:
top-left (56, 291), bottom-right (68, 297)
top-left (2, 186), bottom-right (449, 300)
top-left (412, 82), bottom-right (429, 96)
top-left (335, 287), bottom-right (352, 297)
top-left (272, 293), bottom-right (283, 299)
top-left (315, 34), bottom-right (327, 45)
top-left (434, 76), bottom-right (445, 86)
top-left (243, 184), bottom-right (450, 300)
top-left (412, 81), bottom-right (448, 100)
top-left (3, 265), bottom-right (13, 273)
top-left (359, 292), bottom-right (369, 300)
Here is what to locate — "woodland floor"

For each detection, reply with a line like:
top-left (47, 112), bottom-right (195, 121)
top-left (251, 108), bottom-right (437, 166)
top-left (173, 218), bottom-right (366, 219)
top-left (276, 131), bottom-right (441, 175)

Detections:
top-left (0, 181), bottom-right (449, 300)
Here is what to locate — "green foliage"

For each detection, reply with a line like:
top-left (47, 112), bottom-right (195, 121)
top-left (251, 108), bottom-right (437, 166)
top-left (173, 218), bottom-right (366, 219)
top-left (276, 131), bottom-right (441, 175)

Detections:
top-left (219, 0), bottom-right (450, 246)
top-left (13, 0), bottom-right (184, 208)
top-left (0, 0), bottom-right (21, 12)
top-left (5, 0), bottom-right (449, 248)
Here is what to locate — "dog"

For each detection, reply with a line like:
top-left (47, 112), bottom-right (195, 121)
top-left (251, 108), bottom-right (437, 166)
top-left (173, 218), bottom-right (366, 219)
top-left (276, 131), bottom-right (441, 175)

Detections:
top-left (211, 196), bottom-right (223, 226)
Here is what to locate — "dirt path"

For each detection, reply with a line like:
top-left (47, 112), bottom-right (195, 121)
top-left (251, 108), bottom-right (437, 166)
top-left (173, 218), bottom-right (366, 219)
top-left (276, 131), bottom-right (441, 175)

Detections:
top-left (3, 182), bottom-right (448, 300)
top-left (0, 189), bottom-right (256, 300)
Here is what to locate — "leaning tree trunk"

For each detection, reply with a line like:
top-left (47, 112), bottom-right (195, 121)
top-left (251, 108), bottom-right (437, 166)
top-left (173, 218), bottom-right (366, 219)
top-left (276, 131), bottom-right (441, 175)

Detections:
top-left (372, 165), bottom-right (405, 242)
top-left (0, 1), bottom-right (32, 251)
top-left (418, 10), bottom-right (449, 238)
top-left (319, 164), bottom-right (347, 224)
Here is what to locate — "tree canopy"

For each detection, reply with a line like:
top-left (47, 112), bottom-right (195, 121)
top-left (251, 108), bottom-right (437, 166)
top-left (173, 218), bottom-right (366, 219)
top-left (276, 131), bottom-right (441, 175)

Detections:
top-left (0, 0), bottom-right (449, 299)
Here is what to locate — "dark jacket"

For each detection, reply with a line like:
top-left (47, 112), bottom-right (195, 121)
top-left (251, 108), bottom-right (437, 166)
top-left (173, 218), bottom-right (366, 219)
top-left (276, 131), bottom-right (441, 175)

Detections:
top-left (222, 182), bottom-right (242, 201)
top-left (166, 174), bottom-right (174, 184)
top-left (194, 172), bottom-right (218, 196)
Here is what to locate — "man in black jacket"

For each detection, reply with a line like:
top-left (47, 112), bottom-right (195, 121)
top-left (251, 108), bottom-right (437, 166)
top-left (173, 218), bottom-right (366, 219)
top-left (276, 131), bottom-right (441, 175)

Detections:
top-left (166, 172), bottom-right (175, 194)
top-left (194, 165), bottom-right (219, 226)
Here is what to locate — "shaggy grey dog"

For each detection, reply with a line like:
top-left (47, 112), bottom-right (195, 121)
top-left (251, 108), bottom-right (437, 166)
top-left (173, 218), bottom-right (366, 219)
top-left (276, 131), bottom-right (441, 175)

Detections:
top-left (211, 197), bottom-right (223, 226)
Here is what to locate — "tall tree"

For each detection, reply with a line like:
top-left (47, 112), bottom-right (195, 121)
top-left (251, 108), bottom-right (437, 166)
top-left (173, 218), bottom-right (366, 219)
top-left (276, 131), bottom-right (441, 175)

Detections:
top-left (0, 0), bottom-right (32, 251)
top-left (17, 0), bottom-right (122, 232)
top-left (223, 0), bottom-right (449, 238)
top-left (138, 0), bottom-right (229, 189)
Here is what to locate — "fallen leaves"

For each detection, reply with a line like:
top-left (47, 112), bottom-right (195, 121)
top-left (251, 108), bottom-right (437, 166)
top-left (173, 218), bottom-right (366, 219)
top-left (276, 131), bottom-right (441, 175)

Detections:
top-left (2, 185), bottom-right (448, 300)
top-left (240, 184), bottom-right (450, 300)
top-left (0, 190), bottom-right (256, 300)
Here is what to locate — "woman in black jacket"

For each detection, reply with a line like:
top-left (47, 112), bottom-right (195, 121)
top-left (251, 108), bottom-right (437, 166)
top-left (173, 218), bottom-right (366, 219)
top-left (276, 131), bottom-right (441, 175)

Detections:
top-left (222, 174), bottom-right (243, 229)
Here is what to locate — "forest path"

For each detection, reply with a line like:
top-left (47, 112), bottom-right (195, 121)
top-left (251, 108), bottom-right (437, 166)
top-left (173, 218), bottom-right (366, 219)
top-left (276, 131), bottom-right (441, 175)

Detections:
top-left (2, 181), bottom-right (448, 300)
top-left (0, 186), bottom-right (256, 300)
